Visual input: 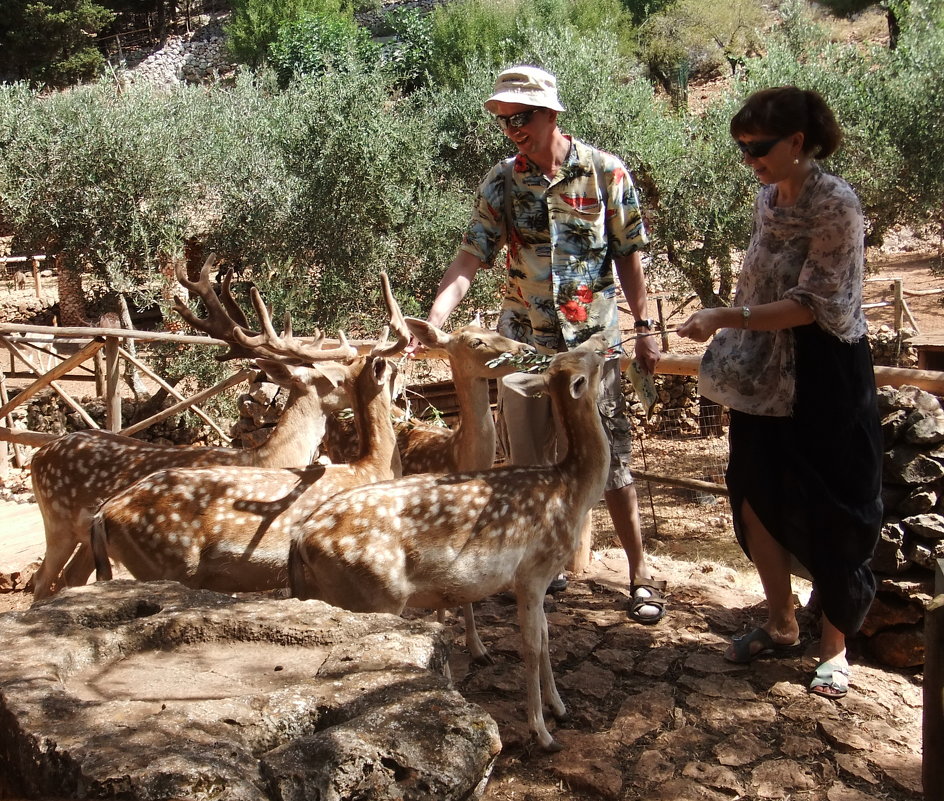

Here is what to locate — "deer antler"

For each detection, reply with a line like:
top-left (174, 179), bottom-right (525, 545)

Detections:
top-left (173, 254), bottom-right (261, 362)
top-left (370, 272), bottom-right (410, 358)
top-left (218, 268), bottom-right (253, 330)
top-left (231, 286), bottom-right (358, 363)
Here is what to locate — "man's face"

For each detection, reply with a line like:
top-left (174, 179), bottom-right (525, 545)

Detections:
top-left (491, 101), bottom-right (556, 158)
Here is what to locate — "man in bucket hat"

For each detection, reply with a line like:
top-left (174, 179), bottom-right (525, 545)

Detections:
top-left (415, 64), bottom-right (666, 623)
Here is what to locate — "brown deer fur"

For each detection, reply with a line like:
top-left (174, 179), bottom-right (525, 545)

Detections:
top-left (29, 257), bottom-right (363, 601)
top-left (288, 337), bottom-right (611, 751)
top-left (91, 355), bottom-right (400, 592)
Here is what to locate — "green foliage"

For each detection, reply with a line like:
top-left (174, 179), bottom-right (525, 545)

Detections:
top-left (814, 0), bottom-right (883, 16)
top-left (379, 8), bottom-right (433, 91)
top-left (2, 0), bottom-right (944, 375)
top-left (425, 0), bottom-right (519, 88)
top-left (269, 11), bottom-right (378, 86)
top-left (0, 81), bottom-right (189, 290)
top-left (267, 68), bottom-right (476, 331)
top-left (732, 0), bottom-right (944, 248)
top-left (619, 0), bottom-right (674, 25)
top-left (424, 0), bottom-right (637, 89)
top-left (225, 0), bottom-right (350, 68)
top-left (0, 0), bottom-right (114, 87)
top-left (636, 0), bottom-right (764, 103)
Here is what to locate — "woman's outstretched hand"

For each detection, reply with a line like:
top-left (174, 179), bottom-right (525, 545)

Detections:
top-left (677, 309), bottom-right (724, 342)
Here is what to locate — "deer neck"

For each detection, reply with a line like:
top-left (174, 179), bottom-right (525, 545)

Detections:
top-left (555, 392), bottom-right (609, 502)
top-left (249, 386), bottom-right (325, 467)
top-left (450, 371), bottom-right (496, 472)
top-left (352, 378), bottom-right (401, 478)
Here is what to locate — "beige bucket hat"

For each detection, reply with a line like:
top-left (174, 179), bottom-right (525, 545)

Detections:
top-left (484, 65), bottom-right (566, 113)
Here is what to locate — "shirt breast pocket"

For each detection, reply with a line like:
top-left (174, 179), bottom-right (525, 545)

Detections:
top-left (558, 195), bottom-right (604, 219)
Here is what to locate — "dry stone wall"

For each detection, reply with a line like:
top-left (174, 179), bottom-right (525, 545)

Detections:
top-left (116, 19), bottom-right (236, 88)
top-left (865, 383), bottom-right (944, 667)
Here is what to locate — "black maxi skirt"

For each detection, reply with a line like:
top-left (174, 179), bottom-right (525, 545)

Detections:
top-left (726, 323), bottom-right (883, 636)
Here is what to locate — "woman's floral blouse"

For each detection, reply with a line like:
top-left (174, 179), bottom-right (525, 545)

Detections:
top-left (459, 137), bottom-right (648, 355)
top-left (700, 166), bottom-right (868, 416)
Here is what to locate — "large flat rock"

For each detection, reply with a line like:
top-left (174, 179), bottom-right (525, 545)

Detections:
top-left (0, 580), bottom-right (500, 800)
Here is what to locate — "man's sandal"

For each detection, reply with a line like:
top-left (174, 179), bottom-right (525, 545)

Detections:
top-left (628, 580), bottom-right (667, 624)
top-left (809, 659), bottom-right (850, 699)
top-left (725, 627), bottom-right (802, 664)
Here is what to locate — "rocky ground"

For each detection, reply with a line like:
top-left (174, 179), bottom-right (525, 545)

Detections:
top-left (435, 547), bottom-right (925, 801)
top-left (0, 547), bottom-right (925, 801)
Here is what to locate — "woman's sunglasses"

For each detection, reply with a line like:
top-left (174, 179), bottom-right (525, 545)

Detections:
top-left (735, 136), bottom-right (786, 158)
top-left (494, 109), bottom-right (538, 131)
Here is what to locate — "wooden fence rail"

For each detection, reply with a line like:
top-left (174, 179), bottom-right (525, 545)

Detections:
top-left (2, 325), bottom-right (944, 449)
top-left (0, 323), bottom-right (438, 461)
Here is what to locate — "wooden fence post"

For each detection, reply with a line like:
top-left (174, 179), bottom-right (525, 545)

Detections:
top-left (656, 297), bottom-right (670, 353)
top-left (924, 559), bottom-right (944, 800)
top-left (0, 372), bottom-right (23, 470)
top-left (30, 257), bottom-right (42, 299)
top-left (893, 279), bottom-right (904, 332)
top-left (104, 336), bottom-right (121, 432)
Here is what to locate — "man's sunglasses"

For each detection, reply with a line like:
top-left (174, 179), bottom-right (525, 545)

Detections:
top-left (494, 109), bottom-right (538, 130)
top-left (735, 136), bottom-right (786, 158)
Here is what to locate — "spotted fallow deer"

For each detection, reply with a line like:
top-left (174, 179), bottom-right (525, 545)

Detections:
top-left (89, 274), bottom-right (408, 591)
top-left (323, 318), bottom-right (536, 661)
top-left (29, 256), bottom-right (358, 601)
top-left (90, 348), bottom-right (404, 592)
top-left (288, 336), bottom-right (612, 752)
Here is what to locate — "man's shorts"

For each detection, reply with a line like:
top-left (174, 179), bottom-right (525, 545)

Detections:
top-left (496, 357), bottom-right (634, 492)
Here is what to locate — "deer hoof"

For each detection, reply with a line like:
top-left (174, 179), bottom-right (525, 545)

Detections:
top-left (470, 650), bottom-right (495, 667)
top-left (538, 735), bottom-right (565, 753)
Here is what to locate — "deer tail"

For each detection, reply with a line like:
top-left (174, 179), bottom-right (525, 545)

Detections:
top-left (90, 512), bottom-right (114, 582)
top-left (287, 538), bottom-right (309, 600)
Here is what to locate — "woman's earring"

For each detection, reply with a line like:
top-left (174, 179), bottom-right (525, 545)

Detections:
top-left (793, 157), bottom-right (800, 165)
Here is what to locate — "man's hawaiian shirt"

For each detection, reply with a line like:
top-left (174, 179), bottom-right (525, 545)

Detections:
top-left (459, 136), bottom-right (648, 354)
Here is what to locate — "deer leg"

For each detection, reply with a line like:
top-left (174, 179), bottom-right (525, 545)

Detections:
top-left (90, 514), bottom-right (113, 581)
top-left (60, 542), bottom-right (97, 588)
top-left (538, 604), bottom-right (567, 721)
top-left (516, 589), bottom-right (562, 752)
top-left (31, 531), bottom-right (79, 602)
top-left (462, 603), bottom-right (493, 664)
top-left (436, 605), bottom-right (492, 664)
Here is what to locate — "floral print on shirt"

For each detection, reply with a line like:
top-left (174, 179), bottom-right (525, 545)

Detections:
top-left (459, 137), bottom-right (648, 354)
top-left (699, 167), bottom-right (868, 417)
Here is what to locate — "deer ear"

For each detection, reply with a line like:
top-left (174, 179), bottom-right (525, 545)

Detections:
top-left (502, 372), bottom-right (546, 398)
top-left (370, 355), bottom-right (392, 385)
top-left (405, 317), bottom-right (450, 349)
top-left (254, 359), bottom-right (297, 387)
top-left (309, 361), bottom-right (352, 387)
top-left (569, 374), bottom-right (589, 399)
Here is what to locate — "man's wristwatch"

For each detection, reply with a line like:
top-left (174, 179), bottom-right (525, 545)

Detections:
top-left (633, 318), bottom-right (655, 330)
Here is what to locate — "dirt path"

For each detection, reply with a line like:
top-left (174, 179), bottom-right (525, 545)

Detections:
top-left (460, 550), bottom-right (923, 801)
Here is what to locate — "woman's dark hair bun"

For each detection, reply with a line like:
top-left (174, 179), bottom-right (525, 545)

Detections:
top-left (730, 86), bottom-right (842, 158)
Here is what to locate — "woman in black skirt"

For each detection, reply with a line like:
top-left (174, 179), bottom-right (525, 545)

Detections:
top-left (678, 86), bottom-right (882, 699)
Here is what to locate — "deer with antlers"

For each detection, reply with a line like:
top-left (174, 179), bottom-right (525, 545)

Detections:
top-left (29, 256), bottom-right (362, 601)
top-left (288, 336), bottom-right (612, 752)
top-left (89, 314), bottom-right (406, 592)
top-left (323, 318), bottom-right (536, 662)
